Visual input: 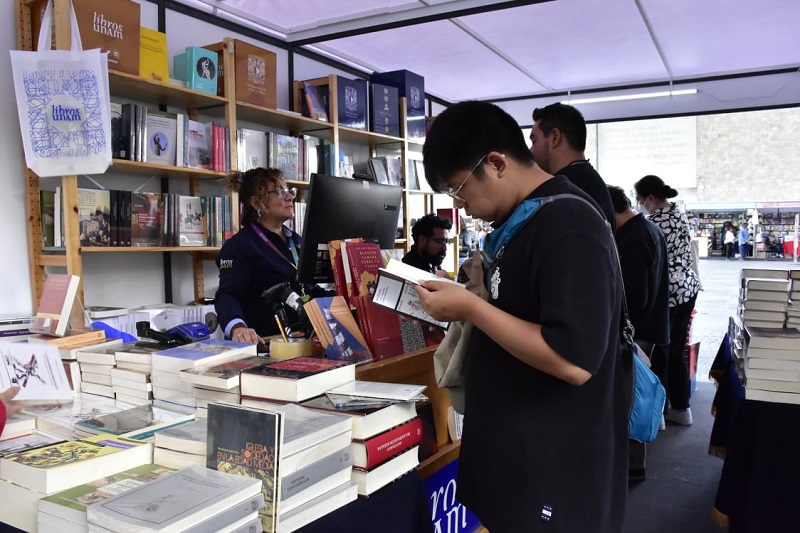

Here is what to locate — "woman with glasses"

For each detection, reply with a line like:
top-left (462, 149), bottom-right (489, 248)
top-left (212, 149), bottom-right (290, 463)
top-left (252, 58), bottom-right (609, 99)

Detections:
top-left (215, 167), bottom-right (327, 343)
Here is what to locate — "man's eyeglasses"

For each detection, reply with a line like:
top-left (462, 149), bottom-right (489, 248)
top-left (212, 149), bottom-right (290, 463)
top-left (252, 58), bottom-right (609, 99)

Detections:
top-left (428, 237), bottom-right (448, 245)
top-left (446, 154), bottom-right (488, 203)
top-left (267, 186), bottom-right (297, 199)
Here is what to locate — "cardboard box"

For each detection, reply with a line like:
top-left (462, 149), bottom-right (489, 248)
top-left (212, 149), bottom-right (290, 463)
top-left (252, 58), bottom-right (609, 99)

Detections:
top-left (370, 70), bottom-right (425, 140)
top-left (32, 0), bottom-right (141, 75)
top-left (227, 39), bottom-right (277, 109)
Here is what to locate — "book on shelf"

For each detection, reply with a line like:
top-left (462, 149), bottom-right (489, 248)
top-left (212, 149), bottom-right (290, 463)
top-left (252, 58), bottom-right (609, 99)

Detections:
top-left (745, 326), bottom-right (800, 350)
top-left (185, 118), bottom-right (212, 170)
top-left (367, 157), bottom-right (389, 185)
top-left (73, 402), bottom-right (194, 440)
top-left (351, 295), bottom-right (404, 360)
top-left (85, 464), bottom-right (263, 533)
top-left (351, 445), bottom-right (419, 496)
top-left (369, 83), bottom-right (400, 137)
top-left (226, 39), bottom-right (278, 108)
top-left (78, 187), bottom-right (111, 247)
top-left (300, 394), bottom-right (417, 440)
top-left (40, 189), bottom-right (56, 247)
top-left (276, 481), bottom-right (357, 533)
top-left (327, 380), bottom-right (427, 402)
top-left (173, 46), bottom-right (219, 96)
top-left (152, 339), bottom-right (258, 372)
top-left (351, 416), bottom-right (422, 470)
top-left (139, 27), bottom-right (169, 83)
top-left (239, 356), bottom-right (356, 403)
top-left (206, 401), bottom-right (284, 532)
top-left (0, 342), bottom-right (74, 402)
top-left (342, 240), bottom-right (384, 299)
top-left (303, 296), bottom-right (373, 364)
top-left (144, 109), bottom-right (178, 166)
top-left (130, 192), bottom-right (162, 247)
top-left (179, 355), bottom-right (270, 390)
top-left (372, 259), bottom-right (463, 329)
top-left (178, 195), bottom-right (205, 246)
top-left (384, 156), bottom-right (403, 187)
top-left (405, 158), bottom-right (420, 190)
top-left (0, 433), bottom-right (152, 494)
top-left (301, 81), bottom-right (329, 122)
top-left (273, 133), bottom-right (300, 181)
top-left (332, 76), bottom-right (367, 130)
top-left (154, 417), bottom-right (207, 456)
top-left (30, 273), bottom-right (81, 337)
top-left (38, 464), bottom-right (175, 527)
top-left (237, 128), bottom-right (268, 172)
top-left (327, 238), bottom-right (362, 304)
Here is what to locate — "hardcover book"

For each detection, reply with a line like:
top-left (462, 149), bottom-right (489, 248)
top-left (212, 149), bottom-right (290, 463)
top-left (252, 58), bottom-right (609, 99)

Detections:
top-left (335, 77), bottom-right (367, 130)
top-left (78, 188), bottom-right (112, 247)
top-left (179, 355), bottom-right (272, 390)
top-left (370, 69), bottom-right (425, 140)
top-left (85, 464), bottom-right (263, 532)
top-left (130, 192), bottom-right (162, 247)
top-left (300, 395), bottom-right (417, 440)
top-left (144, 110), bottom-right (178, 166)
top-left (0, 342), bottom-right (74, 402)
top-left (73, 402), bottom-right (194, 440)
top-left (207, 402), bottom-right (284, 532)
top-left (152, 339), bottom-right (258, 372)
top-left (39, 464), bottom-right (175, 526)
top-left (746, 326), bottom-right (800, 350)
top-left (370, 83), bottom-right (400, 137)
top-left (273, 134), bottom-right (300, 181)
top-left (174, 46), bottom-right (219, 96)
top-left (239, 356), bottom-right (356, 403)
top-left (154, 417), bottom-right (207, 455)
top-left (0, 433), bottom-right (152, 494)
top-left (342, 241), bottom-right (384, 298)
top-left (351, 417), bottom-right (422, 470)
top-left (351, 445), bottom-right (419, 496)
top-left (351, 295), bottom-right (404, 360)
top-left (179, 195), bottom-right (204, 246)
top-left (30, 274), bottom-right (81, 337)
top-left (327, 238), bottom-right (363, 304)
top-left (185, 119), bottom-right (212, 169)
top-left (229, 39), bottom-right (277, 109)
top-left (327, 381), bottom-right (427, 402)
top-left (139, 27), bottom-right (169, 82)
top-left (301, 81), bottom-right (329, 122)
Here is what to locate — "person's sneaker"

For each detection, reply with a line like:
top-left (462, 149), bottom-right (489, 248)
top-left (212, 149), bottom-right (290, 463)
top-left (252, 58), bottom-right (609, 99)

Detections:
top-left (628, 468), bottom-right (646, 483)
top-left (659, 415), bottom-right (666, 431)
top-left (665, 408), bottom-right (693, 426)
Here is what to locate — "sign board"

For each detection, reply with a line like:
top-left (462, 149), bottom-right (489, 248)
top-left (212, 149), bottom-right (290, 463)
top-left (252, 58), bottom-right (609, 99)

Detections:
top-left (424, 459), bottom-right (481, 533)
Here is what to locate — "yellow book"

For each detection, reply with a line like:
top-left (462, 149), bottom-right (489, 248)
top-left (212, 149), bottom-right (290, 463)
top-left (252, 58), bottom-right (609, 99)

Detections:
top-left (139, 27), bottom-right (169, 82)
top-left (0, 433), bottom-right (152, 494)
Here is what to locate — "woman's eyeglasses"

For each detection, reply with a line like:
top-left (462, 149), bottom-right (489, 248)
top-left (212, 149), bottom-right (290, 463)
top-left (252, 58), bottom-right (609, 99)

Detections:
top-left (267, 187), bottom-right (297, 199)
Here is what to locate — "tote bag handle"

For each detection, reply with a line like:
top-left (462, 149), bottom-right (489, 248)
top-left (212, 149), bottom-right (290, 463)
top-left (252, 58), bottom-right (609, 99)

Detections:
top-left (37, 0), bottom-right (83, 52)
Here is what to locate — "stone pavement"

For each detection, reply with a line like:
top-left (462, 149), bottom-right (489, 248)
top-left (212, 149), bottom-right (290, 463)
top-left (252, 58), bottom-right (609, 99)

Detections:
top-left (693, 256), bottom-right (798, 383)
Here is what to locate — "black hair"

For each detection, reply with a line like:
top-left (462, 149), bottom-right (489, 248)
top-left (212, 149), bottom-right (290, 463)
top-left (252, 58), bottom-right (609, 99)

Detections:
top-left (411, 213), bottom-right (452, 243)
top-left (531, 103), bottom-right (587, 152)
top-left (634, 174), bottom-right (678, 201)
top-left (422, 101), bottom-right (534, 192)
top-left (225, 167), bottom-right (285, 226)
top-left (607, 185), bottom-right (631, 214)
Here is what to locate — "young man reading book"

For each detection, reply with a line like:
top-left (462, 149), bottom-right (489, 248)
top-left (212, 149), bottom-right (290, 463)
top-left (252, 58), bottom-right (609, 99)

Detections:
top-left (414, 101), bottom-right (631, 532)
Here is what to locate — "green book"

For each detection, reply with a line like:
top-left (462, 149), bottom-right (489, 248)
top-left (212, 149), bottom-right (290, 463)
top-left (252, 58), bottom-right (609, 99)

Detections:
top-left (38, 464), bottom-right (175, 526)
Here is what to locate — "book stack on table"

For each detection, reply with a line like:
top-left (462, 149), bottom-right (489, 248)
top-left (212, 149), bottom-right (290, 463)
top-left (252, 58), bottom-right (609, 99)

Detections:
top-left (153, 417), bottom-right (208, 469)
top-left (179, 355), bottom-right (272, 418)
top-left (743, 326), bottom-right (800, 405)
top-left (301, 380), bottom-right (426, 496)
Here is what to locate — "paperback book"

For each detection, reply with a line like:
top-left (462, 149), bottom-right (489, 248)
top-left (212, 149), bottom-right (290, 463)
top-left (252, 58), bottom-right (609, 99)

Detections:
top-left (0, 341), bottom-right (74, 402)
top-left (30, 273), bottom-right (81, 337)
top-left (179, 355), bottom-right (274, 390)
top-left (303, 296), bottom-right (373, 363)
top-left (73, 402), bottom-right (195, 440)
top-left (152, 339), bottom-right (258, 372)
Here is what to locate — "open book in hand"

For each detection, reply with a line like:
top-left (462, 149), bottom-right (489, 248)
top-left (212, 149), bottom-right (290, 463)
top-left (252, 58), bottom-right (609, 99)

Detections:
top-left (371, 259), bottom-right (464, 329)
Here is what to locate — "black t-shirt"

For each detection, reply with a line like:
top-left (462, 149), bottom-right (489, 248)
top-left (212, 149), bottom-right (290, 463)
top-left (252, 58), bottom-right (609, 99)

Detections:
top-left (402, 245), bottom-right (435, 274)
top-left (555, 161), bottom-right (616, 232)
top-left (457, 176), bottom-right (631, 532)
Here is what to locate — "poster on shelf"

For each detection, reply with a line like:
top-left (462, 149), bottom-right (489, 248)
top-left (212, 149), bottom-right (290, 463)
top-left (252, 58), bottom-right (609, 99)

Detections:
top-left (10, 0), bottom-right (112, 178)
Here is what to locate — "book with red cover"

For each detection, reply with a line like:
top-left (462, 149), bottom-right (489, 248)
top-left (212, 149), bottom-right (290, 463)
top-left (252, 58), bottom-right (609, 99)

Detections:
top-left (239, 356), bottom-right (356, 403)
top-left (351, 417), bottom-right (422, 470)
top-left (343, 241), bottom-right (383, 298)
top-left (30, 274), bottom-right (81, 337)
top-left (352, 295), bottom-right (404, 360)
top-left (327, 238), bottom-right (362, 304)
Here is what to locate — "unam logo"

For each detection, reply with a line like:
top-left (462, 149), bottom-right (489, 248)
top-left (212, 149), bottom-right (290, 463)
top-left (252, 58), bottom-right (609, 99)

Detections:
top-left (46, 94), bottom-right (86, 134)
top-left (247, 55), bottom-right (265, 86)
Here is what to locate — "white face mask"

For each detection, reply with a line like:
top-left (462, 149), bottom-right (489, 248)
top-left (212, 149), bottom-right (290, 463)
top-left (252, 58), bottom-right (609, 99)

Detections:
top-left (637, 197), bottom-right (652, 216)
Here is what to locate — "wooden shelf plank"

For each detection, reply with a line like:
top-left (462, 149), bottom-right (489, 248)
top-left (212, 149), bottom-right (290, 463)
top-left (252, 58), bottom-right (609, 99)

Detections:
top-left (38, 255), bottom-right (67, 267)
top-left (236, 102), bottom-right (334, 137)
top-left (418, 441), bottom-right (460, 479)
top-left (109, 71), bottom-right (227, 110)
top-left (103, 159), bottom-right (227, 180)
top-left (338, 126), bottom-right (404, 145)
top-left (81, 246), bottom-right (221, 253)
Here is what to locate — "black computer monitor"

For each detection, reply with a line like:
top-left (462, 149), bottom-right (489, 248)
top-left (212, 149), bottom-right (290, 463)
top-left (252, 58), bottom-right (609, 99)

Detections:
top-left (297, 173), bottom-right (402, 284)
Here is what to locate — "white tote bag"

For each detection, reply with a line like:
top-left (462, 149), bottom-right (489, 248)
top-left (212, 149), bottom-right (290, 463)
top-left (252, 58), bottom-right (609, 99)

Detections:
top-left (10, 0), bottom-right (112, 177)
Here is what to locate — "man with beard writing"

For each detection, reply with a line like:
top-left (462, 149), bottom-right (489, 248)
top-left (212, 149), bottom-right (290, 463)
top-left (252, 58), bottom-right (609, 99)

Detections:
top-left (403, 213), bottom-right (453, 277)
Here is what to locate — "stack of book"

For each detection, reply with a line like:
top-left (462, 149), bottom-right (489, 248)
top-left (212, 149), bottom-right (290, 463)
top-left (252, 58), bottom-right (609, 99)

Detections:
top-left (153, 417), bottom-right (207, 469)
top-left (72, 402), bottom-right (195, 441)
top-left (0, 315), bottom-right (33, 342)
top-left (85, 465), bottom-right (264, 532)
top-left (238, 356), bottom-right (356, 404)
top-left (179, 355), bottom-right (269, 417)
top-left (301, 381), bottom-right (425, 496)
top-left (744, 326), bottom-right (800, 405)
top-left (37, 464), bottom-right (175, 532)
top-left (76, 343), bottom-right (120, 398)
top-left (0, 433), bottom-right (153, 532)
top-left (787, 271), bottom-right (800, 328)
top-left (0, 414), bottom-right (35, 442)
top-left (151, 339), bottom-right (258, 409)
top-left (111, 366), bottom-right (154, 406)
top-left (738, 268), bottom-right (791, 329)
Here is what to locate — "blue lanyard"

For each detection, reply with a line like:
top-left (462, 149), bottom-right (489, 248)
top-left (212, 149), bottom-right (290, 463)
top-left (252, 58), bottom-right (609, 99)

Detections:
top-left (481, 198), bottom-right (544, 290)
top-left (251, 224), bottom-right (299, 269)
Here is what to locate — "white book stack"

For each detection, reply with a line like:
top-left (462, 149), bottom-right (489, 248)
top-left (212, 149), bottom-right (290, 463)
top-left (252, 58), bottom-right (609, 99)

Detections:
top-left (180, 355), bottom-right (268, 417)
top-left (110, 366), bottom-right (153, 406)
top-left (86, 465), bottom-right (265, 533)
top-left (787, 277), bottom-right (800, 328)
top-left (150, 340), bottom-right (257, 409)
top-left (153, 417), bottom-right (207, 469)
top-left (0, 413), bottom-right (36, 442)
top-left (744, 326), bottom-right (800, 405)
top-left (77, 344), bottom-right (120, 398)
top-left (738, 269), bottom-right (790, 330)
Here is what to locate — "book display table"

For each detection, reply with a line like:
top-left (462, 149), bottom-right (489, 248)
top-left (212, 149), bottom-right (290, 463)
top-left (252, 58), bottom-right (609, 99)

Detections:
top-left (709, 335), bottom-right (800, 532)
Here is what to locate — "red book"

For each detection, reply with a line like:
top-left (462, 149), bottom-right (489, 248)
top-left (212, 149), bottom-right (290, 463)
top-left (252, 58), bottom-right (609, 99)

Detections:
top-left (30, 274), bottom-right (80, 337)
top-left (343, 241), bottom-right (383, 298)
top-left (352, 295), bottom-right (403, 360)
top-left (327, 238), bottom-right (362, 304)
top-left (351, 417), bottom-right (422, 470)
top-left (238, 356), bottom-right (356, 403)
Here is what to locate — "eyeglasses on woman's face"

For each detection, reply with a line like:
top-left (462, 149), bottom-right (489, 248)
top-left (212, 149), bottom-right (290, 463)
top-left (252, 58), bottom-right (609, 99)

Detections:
top-left (267, 186), bottom-right (297, 199)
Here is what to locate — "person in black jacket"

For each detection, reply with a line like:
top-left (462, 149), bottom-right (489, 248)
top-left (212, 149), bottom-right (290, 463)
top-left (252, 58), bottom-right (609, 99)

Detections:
top-left (402, 213), bottom-right (452, 275)
top-left (530, 103), bottom-right (616, 230)
top-left (609, 184), bottom-right (670, 482)
top-left (215, 168), bottom-right (329, 343)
